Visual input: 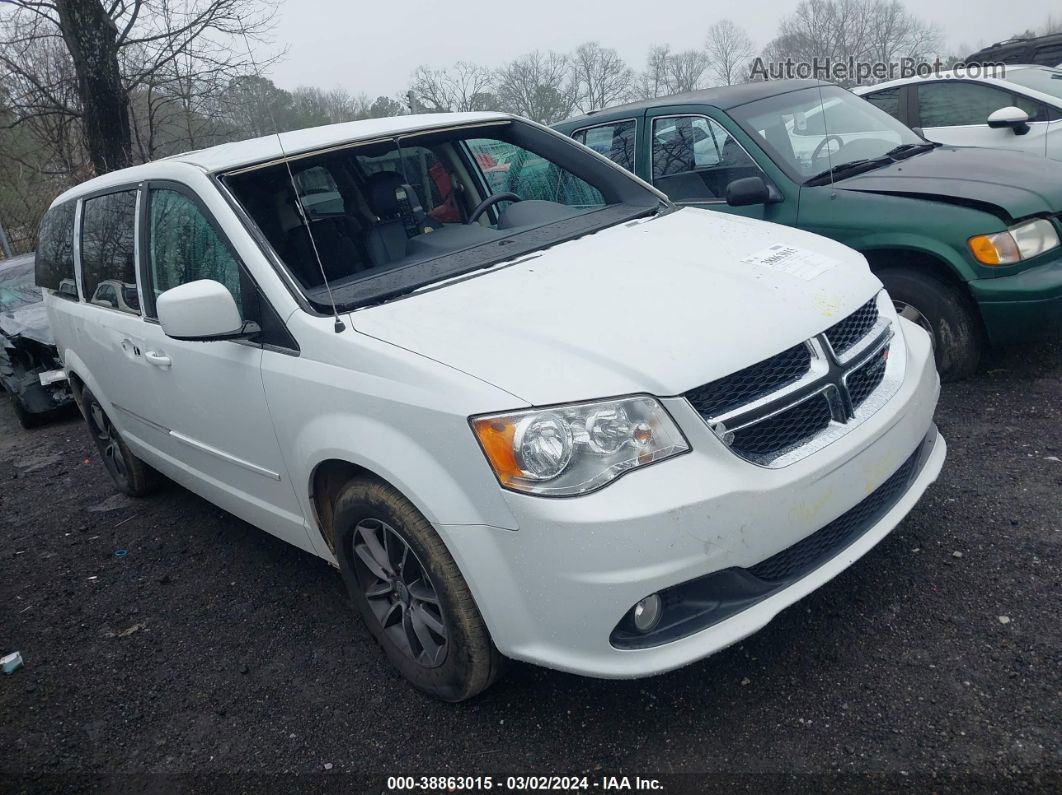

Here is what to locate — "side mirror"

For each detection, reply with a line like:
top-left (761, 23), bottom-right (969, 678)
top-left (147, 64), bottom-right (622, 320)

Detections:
top-left (157, 279), bottom-right (259, 342)
top-left (725, 176), bottom-right (780, 207)
top-left (987, 106), bottom-right (1030, 135)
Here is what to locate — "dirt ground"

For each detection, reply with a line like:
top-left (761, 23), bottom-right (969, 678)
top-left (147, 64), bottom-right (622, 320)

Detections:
top-left (1, 341), bottom-right (1060, 792)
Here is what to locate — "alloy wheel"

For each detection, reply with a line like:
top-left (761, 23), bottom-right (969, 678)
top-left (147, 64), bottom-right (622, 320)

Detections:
top-left (88, 401), bottom-right (129, 484)
top-left (352, 518), bottom-right (448, 668)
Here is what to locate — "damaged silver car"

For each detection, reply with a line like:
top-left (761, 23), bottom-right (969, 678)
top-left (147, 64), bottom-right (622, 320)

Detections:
top-left (0, 253), bottom-right (74, 428)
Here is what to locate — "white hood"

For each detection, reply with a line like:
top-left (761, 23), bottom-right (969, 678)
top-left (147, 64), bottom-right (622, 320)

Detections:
top-left (352, 208), bottom-right (882, 405)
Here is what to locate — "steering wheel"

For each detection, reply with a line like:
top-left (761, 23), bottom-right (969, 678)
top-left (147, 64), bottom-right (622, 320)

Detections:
top-left (467, 192), bottom-right (522, 224)
top-left (812, 135), bottom-right (844, 161)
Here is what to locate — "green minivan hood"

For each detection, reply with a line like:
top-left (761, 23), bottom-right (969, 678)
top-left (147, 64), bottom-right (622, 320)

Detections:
top-left (834, 146), bottom-right (1062, 221)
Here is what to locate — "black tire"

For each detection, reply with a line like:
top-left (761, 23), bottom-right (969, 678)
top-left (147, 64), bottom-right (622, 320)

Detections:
top-left (12, 398), bottom-right (42, 430)
top-left (878, 267), bottom-right (982, 382)
top-left (80, 386), bottom-right (161, 497)
top-left (333, 478), bottom-right (502, 701)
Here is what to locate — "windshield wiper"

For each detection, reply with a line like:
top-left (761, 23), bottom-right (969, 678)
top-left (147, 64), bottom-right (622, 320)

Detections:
top-left (884, 141), bottom-right (938, 160)
top-left (804, 156), bottom-right (893, 186)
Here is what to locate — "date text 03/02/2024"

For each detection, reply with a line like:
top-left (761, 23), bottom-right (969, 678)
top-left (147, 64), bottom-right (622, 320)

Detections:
top-left (385, 775), bottom-right (664, 790)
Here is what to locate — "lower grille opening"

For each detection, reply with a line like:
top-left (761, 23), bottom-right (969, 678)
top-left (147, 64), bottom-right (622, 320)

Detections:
top-left (747, 443), bottom-right (918, 583)
top-left (610, 430), bottom-right (934, 650)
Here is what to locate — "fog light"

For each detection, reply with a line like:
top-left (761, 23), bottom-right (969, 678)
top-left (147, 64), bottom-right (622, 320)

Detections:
top-left (632, 594), bottom-right (662, 633)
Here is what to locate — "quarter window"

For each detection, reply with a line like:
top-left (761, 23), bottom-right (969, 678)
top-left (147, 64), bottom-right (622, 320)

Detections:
top-left (918, 82), bottom-right (1044, 127)
top-left (35, 201), bottom-right (76, 293)
top-left (572, 120), bottom-right (636, 172)
top-left (147, 187), bottom-right (243, 316)
top-left (864, 88), bottom-right (902, 121)
top-left (80, 190), bottom-right (139, 314)
top-left (651, 116), bottom-right (762, 202)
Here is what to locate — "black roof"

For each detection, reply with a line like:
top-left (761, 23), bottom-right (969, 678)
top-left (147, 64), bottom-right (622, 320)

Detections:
top-left (557, 80), bottom-right (833, 127)
top-left (967, 32), bottom-right (1062, 66)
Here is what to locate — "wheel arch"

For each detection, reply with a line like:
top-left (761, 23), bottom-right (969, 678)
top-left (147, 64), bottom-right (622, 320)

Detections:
top-left (862, 246), bottom-right (967, 288)
top-left (310, 458), bottom-right (382, 556)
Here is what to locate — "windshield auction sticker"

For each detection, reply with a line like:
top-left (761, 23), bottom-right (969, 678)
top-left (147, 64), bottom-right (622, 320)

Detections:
top-left (741, 244), bottom-right (839, 281)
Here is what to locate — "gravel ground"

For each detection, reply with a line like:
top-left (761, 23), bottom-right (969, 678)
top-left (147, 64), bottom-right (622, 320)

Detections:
top-left (1, 341), bottom-right (1060, 792)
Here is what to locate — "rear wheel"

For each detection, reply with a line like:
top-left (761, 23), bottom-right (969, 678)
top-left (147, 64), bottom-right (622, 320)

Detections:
top-left (878, 267), bottom-right (982, 382)
top-left (81, 387), bottom-right (161, 497)
top-left (333, 478), bottom-right (502, 701)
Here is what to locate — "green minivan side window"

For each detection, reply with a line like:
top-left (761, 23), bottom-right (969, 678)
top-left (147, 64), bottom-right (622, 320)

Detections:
top-left (148, 188), bottom-right (242, 314)
top-left (651, 116), bottom-right (762, 202)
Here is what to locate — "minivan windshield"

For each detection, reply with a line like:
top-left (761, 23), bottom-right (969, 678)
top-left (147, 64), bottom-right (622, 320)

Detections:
top-left (223, 119), bottom-right (664, 310)
top-left (729, 86), bottom-right (925, 183)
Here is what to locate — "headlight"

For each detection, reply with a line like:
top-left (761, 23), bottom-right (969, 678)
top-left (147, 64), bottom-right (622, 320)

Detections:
top-left (968, 219), bottom-right (1060, 265)
top-left (471, 396), bottom-right (689, 496)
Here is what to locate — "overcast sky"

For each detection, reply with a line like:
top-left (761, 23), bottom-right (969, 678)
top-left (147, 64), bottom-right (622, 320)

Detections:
top-left (263, 0), bottom-right (1056, 100)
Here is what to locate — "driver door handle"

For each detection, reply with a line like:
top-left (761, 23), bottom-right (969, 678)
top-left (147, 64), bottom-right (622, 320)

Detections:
top-left (144, 350), bottom-right (172, 368)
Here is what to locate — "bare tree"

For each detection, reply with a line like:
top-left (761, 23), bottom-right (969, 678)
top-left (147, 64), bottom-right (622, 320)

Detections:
top-left (409, 62), bottom-right (496, 112)
top-left (705, 19), bottom-right (754, 86)
top-left (864, 0), bottom-right (940, 65)
top-left (495, 51), bottom-right (576, 124)
top-left (0, 26), bottom-right (85, 177)
top-left (0, 0), bottom-right (276, 173)
top-left (636, 45), bottom-right (672, 99)
top-left (571, 41), bottom-right (633, 113)
top-left (764, 0), bottom-right (939, 83)
top-left (666, 49), bottom-right (710, 93)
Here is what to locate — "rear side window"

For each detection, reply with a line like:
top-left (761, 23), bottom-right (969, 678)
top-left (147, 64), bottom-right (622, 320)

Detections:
top-left (81, 190), bottom-right (139, 314)
top-left (35, 201), bottom-right (76, 293)
top-left (863, 88), bottom-right (902, 121)
top-left (147, 187), bottom-right (243, 315)
top-left (572, 120), bottom-right (636, 172)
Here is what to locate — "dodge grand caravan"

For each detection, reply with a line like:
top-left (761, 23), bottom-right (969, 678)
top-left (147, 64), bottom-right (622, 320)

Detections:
top-left (38, 113), bottom-right (945, 700)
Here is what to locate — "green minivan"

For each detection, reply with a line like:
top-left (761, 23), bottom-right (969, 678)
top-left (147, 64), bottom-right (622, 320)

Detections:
top-left (553, 80), bottom-right (1062, 380)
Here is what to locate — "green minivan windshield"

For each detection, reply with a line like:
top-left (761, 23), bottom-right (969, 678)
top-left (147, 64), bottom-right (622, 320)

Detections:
top-left (730, 86), bottom-right (924, 183)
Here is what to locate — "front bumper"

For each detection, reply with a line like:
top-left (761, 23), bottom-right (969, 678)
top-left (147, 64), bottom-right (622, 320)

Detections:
top-left (971, 251), bottom-right (1062, 344)
top-left (440, 318), bottom-right (944, 678)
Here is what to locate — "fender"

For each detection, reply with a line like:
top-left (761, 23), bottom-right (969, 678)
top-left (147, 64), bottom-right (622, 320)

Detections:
top-left (845, 232), bottom-right (978, 283)
top-left (290, 411), bottom-right (520, 556)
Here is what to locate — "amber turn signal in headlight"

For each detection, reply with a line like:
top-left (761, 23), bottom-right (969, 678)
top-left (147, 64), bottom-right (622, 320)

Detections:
top-left (471, 396), bottom-right (689, 496)
top-left (969, 219), bottom-right (1060, 266)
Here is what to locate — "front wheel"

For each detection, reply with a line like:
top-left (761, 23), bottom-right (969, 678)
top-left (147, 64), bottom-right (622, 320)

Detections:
top-left (877, 267), bottom-right (982, 382)
top-left (333, 479), bottom-right (502, 701)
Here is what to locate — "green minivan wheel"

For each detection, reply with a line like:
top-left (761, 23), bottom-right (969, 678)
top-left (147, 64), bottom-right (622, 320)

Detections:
top-left (878, 267), bottom-right (982, 382)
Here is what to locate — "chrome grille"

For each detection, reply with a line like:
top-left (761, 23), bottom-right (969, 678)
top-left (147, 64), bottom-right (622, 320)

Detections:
top-left (847, 344), bottom-right (889, 409)
top-left (686, 292), bottom-right (901, 468)
top-left (685, 344), bottom-right (811, 418)
top-left (730, 394), bottom-right (832, 464)
top-left (825, 298), bottom-right (879, 356)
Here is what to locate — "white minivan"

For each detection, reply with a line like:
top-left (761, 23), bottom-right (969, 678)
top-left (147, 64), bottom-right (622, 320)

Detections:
top-left (37, 112), bottom-right (945, 700)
